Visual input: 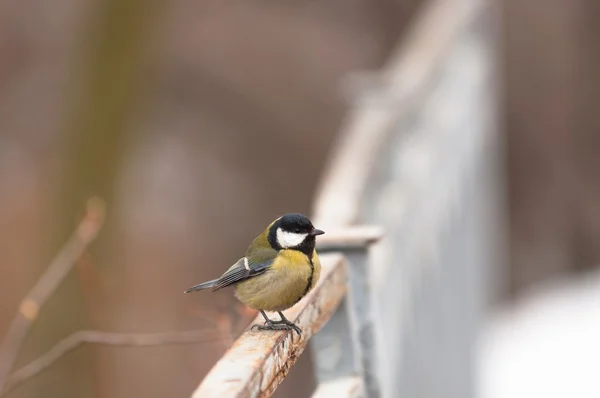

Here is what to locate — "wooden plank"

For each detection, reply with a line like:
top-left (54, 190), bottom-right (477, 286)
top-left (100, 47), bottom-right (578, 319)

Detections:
top-left (312, 0), bottom-right (485, 228)
top-left (316, 226), bottom-right (383, 251)
top-left (190, 253), bottom-right (347, 398)
top-left (312, 376), bottom-right (365, 398)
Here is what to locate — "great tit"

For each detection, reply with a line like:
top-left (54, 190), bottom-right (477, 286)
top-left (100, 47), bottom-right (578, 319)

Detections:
top-left (185, 213), bottom-right (325, 335)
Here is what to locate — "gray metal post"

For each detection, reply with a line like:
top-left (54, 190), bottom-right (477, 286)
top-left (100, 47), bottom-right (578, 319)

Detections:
top-left (310, 228), bottom-right (383, 398)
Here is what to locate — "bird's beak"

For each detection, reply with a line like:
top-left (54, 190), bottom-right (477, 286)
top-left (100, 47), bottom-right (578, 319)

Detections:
top-left (310, 228), bottom-right (325, 236)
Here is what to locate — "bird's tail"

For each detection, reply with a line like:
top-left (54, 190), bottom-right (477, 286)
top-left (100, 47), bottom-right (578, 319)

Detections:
top-left (184, 279), bottom-right (217, 293)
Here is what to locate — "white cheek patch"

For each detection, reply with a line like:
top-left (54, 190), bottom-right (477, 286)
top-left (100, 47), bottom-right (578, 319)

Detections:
top-left (276, 228), bottom-right (308, 248)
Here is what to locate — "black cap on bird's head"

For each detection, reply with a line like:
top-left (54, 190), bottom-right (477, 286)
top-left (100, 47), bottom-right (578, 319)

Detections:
top-left (278, 213), bottom-right (323, 235)
top-left (267, 213), bottom-right (324, 254)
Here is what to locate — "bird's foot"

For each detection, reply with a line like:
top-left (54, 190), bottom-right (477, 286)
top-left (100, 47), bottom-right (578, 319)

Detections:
top-left (251, 321), bottom-right (301, 336)
top-left (270, 316), bottom-right (300, 329)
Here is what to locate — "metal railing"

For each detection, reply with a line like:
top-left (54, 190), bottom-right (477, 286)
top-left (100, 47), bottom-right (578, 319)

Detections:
top-left (191, 0), bottom-right (501, 396)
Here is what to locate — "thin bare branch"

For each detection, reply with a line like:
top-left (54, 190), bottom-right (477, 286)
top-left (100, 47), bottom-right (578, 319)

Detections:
top-left (2, 328), bottom-right (223, 395)
top-left (0, 197), bottom-right (107, 394)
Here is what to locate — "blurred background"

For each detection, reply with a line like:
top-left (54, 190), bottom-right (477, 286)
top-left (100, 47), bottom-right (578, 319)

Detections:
top-left (0, 0), bottom-right (598, 397)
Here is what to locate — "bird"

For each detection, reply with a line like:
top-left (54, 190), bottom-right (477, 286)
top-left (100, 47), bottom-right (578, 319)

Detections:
top-left (184, 213), bottom-right (324, 336)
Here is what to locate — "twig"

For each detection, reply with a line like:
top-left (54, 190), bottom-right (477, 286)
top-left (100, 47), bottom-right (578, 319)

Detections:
top-left (2, 328), bottom-right (223, 395)
top-left (0, 197), bottom-right (107, 394)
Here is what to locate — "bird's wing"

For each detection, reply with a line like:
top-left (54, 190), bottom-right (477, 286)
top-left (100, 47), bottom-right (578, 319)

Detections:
top-left (211, 250), bottom-right (276, 292)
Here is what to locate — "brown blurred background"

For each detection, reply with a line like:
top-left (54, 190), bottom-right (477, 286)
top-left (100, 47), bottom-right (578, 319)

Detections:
top-left (0, 0), bottom-right (599, 397)
top-left (504, 0), bottom-right (600, 293)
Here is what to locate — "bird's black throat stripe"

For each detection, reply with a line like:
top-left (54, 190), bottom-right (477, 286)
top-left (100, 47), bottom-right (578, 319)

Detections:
top-left (297, 254), bottom-right (314, 304)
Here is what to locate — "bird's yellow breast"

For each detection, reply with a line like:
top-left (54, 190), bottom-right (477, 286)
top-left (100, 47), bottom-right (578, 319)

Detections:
top-left (234, 249), bottom-right (321, 312)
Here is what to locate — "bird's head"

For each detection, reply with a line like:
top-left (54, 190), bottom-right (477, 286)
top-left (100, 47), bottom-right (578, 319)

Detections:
top-left (268, 213), bottom-right (324, 253)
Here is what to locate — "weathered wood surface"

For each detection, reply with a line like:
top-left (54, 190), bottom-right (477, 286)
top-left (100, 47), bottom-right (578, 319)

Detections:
top-left (311, 376), bottom-right (365, 398)
top-left (190, 253), bottom-right (347, 398)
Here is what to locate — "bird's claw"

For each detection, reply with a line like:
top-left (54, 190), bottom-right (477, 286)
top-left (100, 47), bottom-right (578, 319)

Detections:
top-left (251, 322), bottom-right (302, 336)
